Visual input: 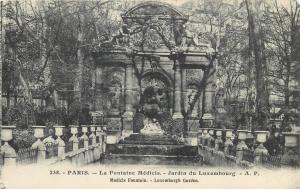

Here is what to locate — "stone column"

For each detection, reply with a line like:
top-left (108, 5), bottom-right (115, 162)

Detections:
top-left (1, 126), bottom-right (17, 166)
top-left (254, 131), bottom-right (268, 165)
top-left (281, 132), bottom-right (300, 167)
top-left (224, 129), bottom-right (233, 155)
top-left (202, 128), bottom-right (209, 146)
top-left (89, 125), bottom-right (96, 145)
top-left (69, 125), bottom-right (78, 165)
top-left (95, 126), bottom-right (101, 144)
top-left (236, 130), bottom-right (248, 162)
top-left (122, 62), bottom-right (134, 137)
top-left (81, 125), bottom-right (89, 150)
top-left (215, 129), bottom-right (223, 151)
top-left (172, 62), bottom-right (183, 119)
top-left (208, 129), bottom-right (215, 148)
top-left (198, 129), bottom-right (203, 145)
top-left (31, 126), bottom-right (46, 163)
top-left (95, 66), bottom-right (103, 110)
top-left (69, 125), bottom-right (79, 152)
top-left (54, 125), bottom-right (65, 160)
top-left (202, 67), bottom-right (215, 128)
top-left (186, 88), bottom-right (200, 142)
top-left (101, 126), bottom-right (107, 153)
top-left (172, 60), bottom-right (184, 138)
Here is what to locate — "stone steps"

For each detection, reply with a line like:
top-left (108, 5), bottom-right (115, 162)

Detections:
top-left (101, 134), bottom-right (202, 166)
top-left (106, 144), bottom-right (198, 156)
top-left (118, 133), bottom-right (184, 145)
top-left (103, 153), bottom-right (203, 166)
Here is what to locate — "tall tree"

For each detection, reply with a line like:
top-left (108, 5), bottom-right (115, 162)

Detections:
top-left (264, 0), bottom-right (300, 130)
top-left (245, 0), bottom-right (270, 130)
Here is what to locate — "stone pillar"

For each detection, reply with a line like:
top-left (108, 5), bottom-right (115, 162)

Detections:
top-left (182, 69), bottom-right (187, 113)
top-left (1, 126), bottom-right (17, 166)
top-left (254, 131), bottom-right (268, 165)
top-left (184, 131), bottom-right (198, 146)
top-left (122, 62), bottom-right (134, 137)
top-left (202, 128), bottom-right (209, 146)
top-left (186, 88), bottom-right (200, 134)
top-left (54, 126), bottom-right (65, 160)
top-left (172, 62), bottom-right (183, 119)
top-left (224, 129), bottom-right (233, 155)
top-left (172, 60), bottom-right (184, 138)
top-left (198, 129), bottom-right (203, 145)
top-left (96, 126), bottom-right (103, 154)
top-left (95, 66), bottom-right (103, 110)
top-left (95, 126), bottom-right (101, 144)
top-left (106, 130), bottom-right (120, 144)
top-left (81, 125), bottom-right (89, 150)
top-left (202, 67), bottom-right (215, 128)
top-left (236, 130), bottom-right (248, 162)
top-left (101, 126), bottom-right (107, 153)
top-left (89, 125), bottom-right (97, 145)
top-left (208, 129), bottom-right (215, 148)
top-left (215, 129), bottom-right (223, 151)
top-left (69, 125), bottom-right (79, 152)
top-left (281, 132), bottom-right (300, 167)
top-left (31, 126), bottom-right (46, 163)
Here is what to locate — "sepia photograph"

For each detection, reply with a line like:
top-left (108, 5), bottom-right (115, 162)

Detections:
top-left (0, 0), bottom-right (299, 188)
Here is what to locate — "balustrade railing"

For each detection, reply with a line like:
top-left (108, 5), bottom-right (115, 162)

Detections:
top-left (228, 145), bottom-right (236, 157)
top-left (78, 138), bottom-right (84, 149)
top-left (0, 124), bottom-right (298, 168)
top-left (65, 141), bottom-right (73, 153)
top-left (198, 129), bottom-right (300, 168)
top-left (88, 137), bottom-right (93, 146)
top-left (262, 154), bottom-right (282, 168)
top-left (45, 143), bottom-right (58, 159)
top-left (242, 148), bottom-right (255, 163)
top-left (0, 123), bottom-right (107, 167)
top-left (16, 148), bottom-right (38, 165)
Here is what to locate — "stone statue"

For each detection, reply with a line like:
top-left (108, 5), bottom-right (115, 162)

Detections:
top-left (176, 23), bottom-right (214, 53)
top-left (140, 117), bottom-right (164, 135)
top-left (101, 24), bottom-right (131, 47)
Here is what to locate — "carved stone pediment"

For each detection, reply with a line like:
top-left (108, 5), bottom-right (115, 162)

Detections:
top-left (97, 1), bottom-right (214, 53)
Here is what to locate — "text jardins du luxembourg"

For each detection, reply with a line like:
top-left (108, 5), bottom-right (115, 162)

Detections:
top-left (49, 169), bottom-right (260, 183)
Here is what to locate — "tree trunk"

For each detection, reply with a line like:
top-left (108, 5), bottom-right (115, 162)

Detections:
top-left (74, 4), bottom-right (85, 124)
top-left (0, 1), bottom-right (3, 127)
top-left (74, 7), bottom-right (84, 103)
top-left (246, 0), bottom-right (269, 130)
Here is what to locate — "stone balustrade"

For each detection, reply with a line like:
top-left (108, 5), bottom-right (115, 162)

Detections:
top-left (0, 124), bottom-right (108, 167)
top-left (1, 125), bottom-right (299, 168)
top-left (198, 128), bottom-right (300, 168)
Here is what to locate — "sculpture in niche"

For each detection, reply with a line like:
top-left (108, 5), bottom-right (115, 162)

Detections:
top-left (187, 87), bottom-right (198, 109)
top-left (186, 84), bottom-right (199, 117)
top-left (139, 86), bottom-right (165, 135)
top-left (141, 76), bottom-right (169, 112)
top-left (107, 80), bottom-right (122, 114)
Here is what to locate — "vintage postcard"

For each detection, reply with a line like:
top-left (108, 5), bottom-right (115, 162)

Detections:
top-left (0, 0), bottom-right (299, 188)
